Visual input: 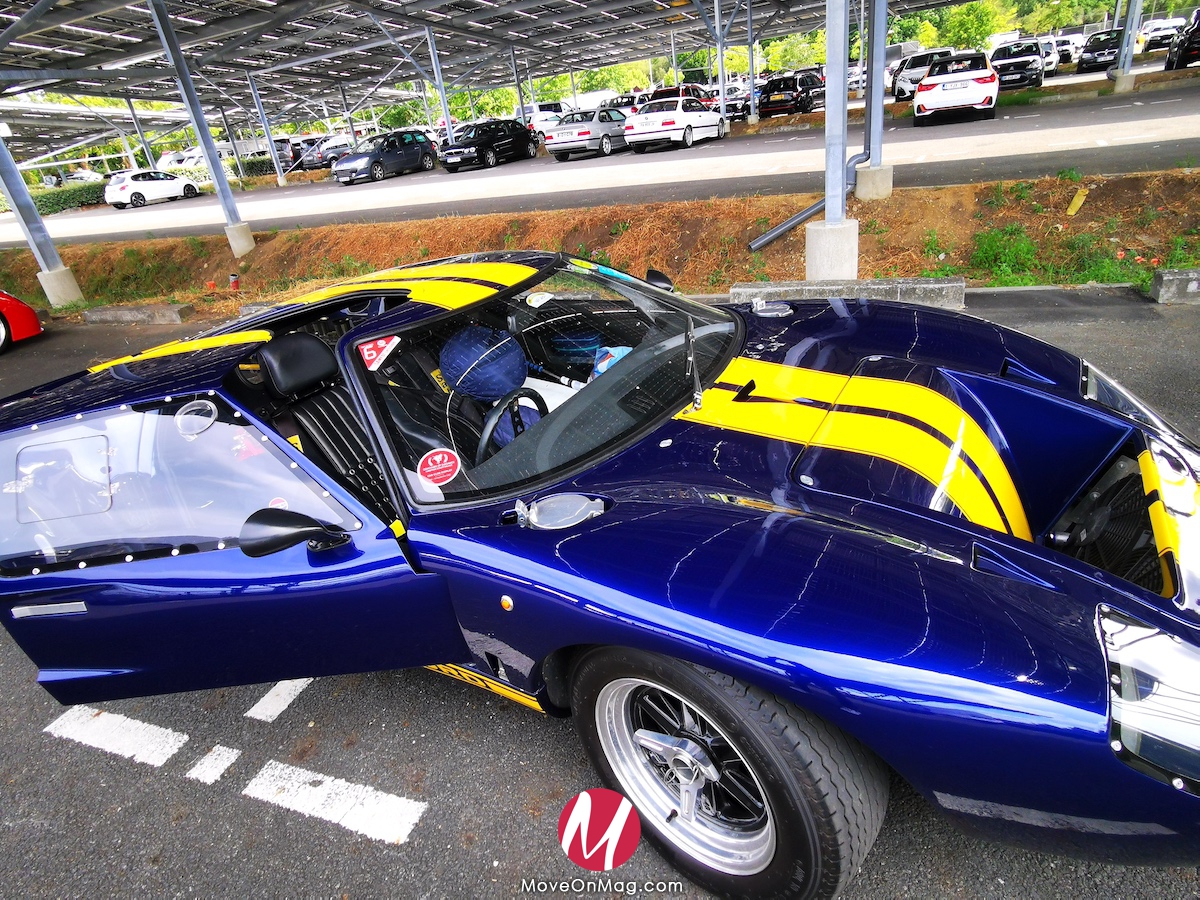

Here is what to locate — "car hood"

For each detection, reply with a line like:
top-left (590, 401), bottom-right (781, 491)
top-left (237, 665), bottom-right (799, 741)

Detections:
top-left (333, 151), bottom-right (373, 168)
top-left (551, 299), bottom-right (1200, 621)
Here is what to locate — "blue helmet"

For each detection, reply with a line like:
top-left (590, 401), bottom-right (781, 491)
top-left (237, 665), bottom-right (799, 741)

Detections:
top-left (439, 326), bottom-right (527, 403)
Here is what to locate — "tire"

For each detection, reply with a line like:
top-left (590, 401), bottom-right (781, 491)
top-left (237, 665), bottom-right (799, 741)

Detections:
top-left (370, 161), bottom-right (386, 182)
top-left (985, 107), bottom-right (997, 120)
top-left (631, 144), bottom-right (647, 154)
top-left (913, 114), bottom-right (928, 127)
top-left (483, 148), bottom-right (499, 168)
top-left (1034, 73), bottom-right (1044, 88)
top-left (800, 97), bottom-right (814, 114)
top-left (553, 151), bottom-right (570, 162)
top-left (182, 184), bottom-right (198, 198)
top-left (525, 140), bottom-right (539, 159)
top-left (716, 119), bottom-right (726, 139)
top-left (112, 203), bottom-right (126, 210)
top-left (420, 153), bottom-right (435, 171)
top-left (0, 313), bottom-right (10, 354)
top-left (443, 165), bottom-right (459, 174)
top-left (681, 125), bottom-right (694, 148)
top-left (130, 193), bottom-right (146, 208)
top-left (571, 648), bottom-right (889, 900)
top-left (598, 135), bottom-right (612, 156)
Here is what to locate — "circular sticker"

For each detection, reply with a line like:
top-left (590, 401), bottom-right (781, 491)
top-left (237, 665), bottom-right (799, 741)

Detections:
top-left (417, 449), bottom-right (461, 486)
top-left (557, 788), bottom-right (641, 872)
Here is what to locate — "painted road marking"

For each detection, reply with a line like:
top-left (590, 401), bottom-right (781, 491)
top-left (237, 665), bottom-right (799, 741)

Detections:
top-left (1104, 104), bottom-right (1134, 110)
top-left (1151, 98), bottom-right (1182, 104)
top-left (244, 678), bottom-right (314, 722)
top-left (243, 760), bottom-right (427, 844)
top-left (45, 706), bottom-right (188, 766)
top-left (186, 745), bottom-right (242, 784)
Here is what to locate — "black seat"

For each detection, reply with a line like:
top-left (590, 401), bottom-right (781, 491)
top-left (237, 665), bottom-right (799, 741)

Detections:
top-left (377, 343), bottom-right (486, 464)
top-left (258, 332), bottom-right (394, 517)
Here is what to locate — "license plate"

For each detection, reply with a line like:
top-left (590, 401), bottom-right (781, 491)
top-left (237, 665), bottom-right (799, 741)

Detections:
top-left (1001, 74), bottom-right (1020, 81)
top-left (338, 176), bottom-right (351, 182)
top-left (770, 93), bottom-right (784, 101)
top-left (944, 81), bottom-right (968, 90)
top-left (444, 155), bottom-right (460, 163)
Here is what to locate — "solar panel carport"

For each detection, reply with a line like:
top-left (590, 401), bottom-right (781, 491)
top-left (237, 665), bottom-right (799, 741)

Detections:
top-left (0, 0), bottom-right (959, 305)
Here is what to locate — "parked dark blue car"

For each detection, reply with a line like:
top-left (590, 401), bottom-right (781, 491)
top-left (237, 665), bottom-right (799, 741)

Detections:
top-left (331, 129), bottom-right (437, 184)
top-left (2, 251), bottom-right (1200, 897)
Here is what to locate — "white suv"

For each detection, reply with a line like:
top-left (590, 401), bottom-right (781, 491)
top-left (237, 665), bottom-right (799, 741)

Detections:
top-left (513, 101), bottom-right (571, 141)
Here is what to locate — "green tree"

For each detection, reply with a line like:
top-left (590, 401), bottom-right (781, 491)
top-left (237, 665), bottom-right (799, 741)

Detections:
top-left (916, 20), bottom-right (941, 47)
top-left (941, 0), bottom-right (1015, 50)
top-left (765, 31), bottom-right (825, 70)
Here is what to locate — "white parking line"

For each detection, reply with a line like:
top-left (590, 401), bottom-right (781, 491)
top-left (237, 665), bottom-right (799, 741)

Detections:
top-left (1012, 114), bottom-right (1040, 119)
top-left (244, 678), bottom-right (314, 722)
top-left (1104, 104), bottom-right (1133, 110)
top-left (1111, 133), bottom-right (1156, 142)
top-left (186, 745), bottom-right (242, 784)
top-left (45, 706), bottom-right (188, 766)
top-left (243, 760), bottom-right (427, 844)
top-left (1151, 98), bottom-right (1182, 104)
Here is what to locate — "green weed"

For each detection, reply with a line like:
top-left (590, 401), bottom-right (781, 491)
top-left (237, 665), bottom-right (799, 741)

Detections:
top-left (1009, 181), bottom-right (1035, 202)
top-left (982, 182), bottom-right (1006, 208)
top-left (923, 229), bottom-right (951, 259)
top-left (970, 224), bottom-right (1038, 284)
top-left (747, 251), bottom-right (769, 282)
top-left (1057, 167), bottom-right (1083, 182)
top-left (861, 218), bottom-right (888, 235)
top-left (610, 221), bottom-right (631, 236)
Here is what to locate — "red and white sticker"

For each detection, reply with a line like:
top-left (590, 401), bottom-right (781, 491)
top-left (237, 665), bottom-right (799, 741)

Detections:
top-left (357, 336), bottom-right (401, 371)
top-left (417, 449), bottom-right (461, 486)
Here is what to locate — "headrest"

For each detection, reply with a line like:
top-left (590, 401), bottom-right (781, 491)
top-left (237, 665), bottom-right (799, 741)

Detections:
top-left (258, 332), bottom-right (339, 398)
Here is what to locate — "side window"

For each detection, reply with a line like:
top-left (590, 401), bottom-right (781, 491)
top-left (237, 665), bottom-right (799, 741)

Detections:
top-left (415, 133), bottom-right (428, 144)
top-left (0, 397), bottom-right (357, 576)
top-left (609, 109), bottom-right (625, 121)
top-left (402, 133), bottom-right (415, 145)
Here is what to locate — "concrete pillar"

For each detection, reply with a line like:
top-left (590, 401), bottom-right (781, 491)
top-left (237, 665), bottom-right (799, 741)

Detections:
top-left (225, 223), bottom-right (255, 258)
top-left (1113, 72), bottom-right (1137, 92)
top-left (37, 266), bottom-right (84, 307)
top-left (855, 164), bottom-right (893, 200)
top-left (806, 219), bottom-right (859, 281)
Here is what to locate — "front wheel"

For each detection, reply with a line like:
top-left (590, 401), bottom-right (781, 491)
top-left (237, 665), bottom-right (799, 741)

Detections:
top-left (0, 313), bottom-right (10, 354)
top-left (182, 183), bottom-right (198, 198)
top-left (598, 135), bottom-right (613, 156)
top-left (716, 119), bottom-right (726, 139)
top-left (571, 648), bottom-right (889, 899)
top-left (443, 165), bottom-right (459, 174)
top-left (370, 162), bottom-right (386, 182)
top-left (681, 125), bottom-right (694, 148)
top-left (483, 148), bottom-right (499, 168)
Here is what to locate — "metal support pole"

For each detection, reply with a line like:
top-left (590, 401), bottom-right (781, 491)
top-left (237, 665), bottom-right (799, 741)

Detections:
top-left (248, 74), bottom-right (286, 186)
top-left (747, 5), bottom-right (756, 120)
top-left (467, 86), bottom-right (477, 121)
top-left (126, 98), bottom-right (156, 168)
top-left (339, 83), bottom-right (357, 148)
top-left (825, 0), bottom-right (849, 222)
top-left (671, 31), bottom-right (679, 87)
top-left (1117, 0), bottom-right (1143, 73)
top-left (867, 0), bottom-right (886, 167)
top-left (1114, 0), bottom-right (1125, 27)
top-left (146, 0), bottom-right (244, 233)
top-left (715, 0), bottom-right (727, 121)
top-left (419, 82), bottom-right (433, 127)
top-left (0, 136), bottom-right (82, 306)
top-left (120, 132), bottom-right (137, 170)
top-left (428, 26), bottom-right (456, 143)
top-left (219, 106), bottom-right (246, 184)
top-left (510, 45), bottom-right (527, 126)
top-left (569, 70), bottom-right (578, 108)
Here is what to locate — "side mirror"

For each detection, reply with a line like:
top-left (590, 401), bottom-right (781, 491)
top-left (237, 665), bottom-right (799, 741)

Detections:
top-left (239, 508), bottom-right (350, 558)
top-left (645, 268), bottom-right (675, 291)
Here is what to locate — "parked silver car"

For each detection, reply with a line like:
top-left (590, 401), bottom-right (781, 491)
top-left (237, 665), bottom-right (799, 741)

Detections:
top-left (544, 108), bottom-right (629, 160)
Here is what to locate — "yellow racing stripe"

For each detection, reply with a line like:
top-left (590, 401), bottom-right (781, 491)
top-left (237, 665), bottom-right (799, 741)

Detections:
top-left (680, 357), bottom-right (1029, 539)
top-left (426, 663), bottom-right (544, 712)
top-left (88, 330), bottom-right (273, 373)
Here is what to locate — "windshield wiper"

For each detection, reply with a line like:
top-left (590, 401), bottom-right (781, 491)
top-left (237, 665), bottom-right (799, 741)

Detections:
top-left (685, 315), bottom-right (702, 410)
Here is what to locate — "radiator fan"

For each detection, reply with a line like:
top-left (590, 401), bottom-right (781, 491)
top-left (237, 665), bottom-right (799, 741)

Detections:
top-left (1056, 473), bottom-right (1161, 593)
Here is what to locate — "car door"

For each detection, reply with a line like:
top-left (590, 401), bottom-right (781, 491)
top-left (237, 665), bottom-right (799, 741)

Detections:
top-left (0, 395), bottom-right (469, 705)
top-left (601, 109), bottom-right (627, 146)
top-left (381, 135), bottom-right (404, 173)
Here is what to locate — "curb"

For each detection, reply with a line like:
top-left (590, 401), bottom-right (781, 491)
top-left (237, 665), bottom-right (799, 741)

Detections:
top-left (1030, 90), bottom-right (1101, 105)
top-left (730, 277), bottom-right (965, 309)
top-left (82, 304), bottom-right (195, 325)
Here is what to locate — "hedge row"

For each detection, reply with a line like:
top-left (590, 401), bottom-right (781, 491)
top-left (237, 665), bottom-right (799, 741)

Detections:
top-left (0, 182), bottom-right (107, 215)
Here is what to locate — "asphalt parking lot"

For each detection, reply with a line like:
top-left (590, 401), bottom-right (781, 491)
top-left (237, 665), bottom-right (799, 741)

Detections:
top-left (1, 286), bottom-right (1200, 898)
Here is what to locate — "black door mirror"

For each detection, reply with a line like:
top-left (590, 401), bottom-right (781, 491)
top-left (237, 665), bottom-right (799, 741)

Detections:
top-left (645, 268), bottom-right (675, 291)
top-left (239, 508), bottom-right (350, 558)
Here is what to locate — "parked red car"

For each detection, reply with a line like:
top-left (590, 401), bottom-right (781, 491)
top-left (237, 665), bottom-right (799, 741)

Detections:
top-left (0, 289), bottom-right (43, 354)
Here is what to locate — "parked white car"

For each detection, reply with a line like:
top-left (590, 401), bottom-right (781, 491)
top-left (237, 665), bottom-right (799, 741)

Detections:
top-left (1039, 38), bottom-right (1060, 75)
top-left (623, 96), bottom-right (725, 153)
top-left (892, 47), bottom-right (958, 100)
top-left (513, 101), bottom-right (571, 141)
top-left (913, 52), bottom-right (1000, 124)
top-left (1055, 34), bottom-right (1084, 63)
top-left (104, 169), bottom-right (199, 209)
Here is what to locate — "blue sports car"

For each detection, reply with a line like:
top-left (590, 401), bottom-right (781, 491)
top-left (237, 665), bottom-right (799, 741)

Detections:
top-left (1, 252), bottom-right (1199, 897)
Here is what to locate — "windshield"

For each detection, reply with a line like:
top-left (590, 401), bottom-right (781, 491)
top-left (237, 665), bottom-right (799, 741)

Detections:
top-left (1086, 31), bottom-right (1122, 49)
top-left (930, 55), bottom-right (987, 76)
top-left (361, 135), bottom-right (387, 151)
top-left (557, 112), bottom-right (594, 125)
top-left (639, 99), bottom-right (678, 115)
top-left (993, 42), bottom-right (1041, 59)
top-left (355, 258), bottom-right (738, 504)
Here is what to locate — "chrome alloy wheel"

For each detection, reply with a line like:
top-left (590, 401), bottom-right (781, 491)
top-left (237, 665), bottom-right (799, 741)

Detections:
top-left (594, 677), bottom-right (775, 875)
